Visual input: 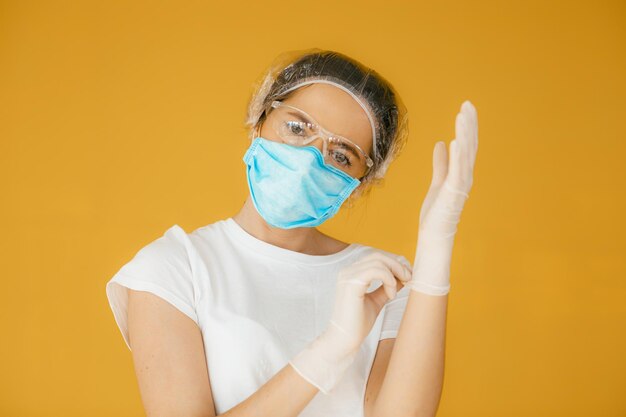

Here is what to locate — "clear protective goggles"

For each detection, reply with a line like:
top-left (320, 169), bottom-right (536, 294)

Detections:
top-left (266, 100), bottom-right (374, 180)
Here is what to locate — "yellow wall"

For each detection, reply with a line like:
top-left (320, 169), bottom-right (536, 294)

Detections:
top-left (1, 1), bottom-right (624, 415)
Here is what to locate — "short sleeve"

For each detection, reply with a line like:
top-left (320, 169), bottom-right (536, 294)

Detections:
top-left (379, 255), bottom-right (412, 340)
top-left (105, 225), bottom-right (199, 350)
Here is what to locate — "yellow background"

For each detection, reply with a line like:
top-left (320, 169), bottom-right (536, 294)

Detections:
top-left (1, 0), bottom-right (624, 416)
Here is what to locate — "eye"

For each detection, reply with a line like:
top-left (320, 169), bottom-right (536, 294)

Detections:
top-left (285, 121), bottom-right (307, 136)
top-left (330, 150), bottom-right (352, 167)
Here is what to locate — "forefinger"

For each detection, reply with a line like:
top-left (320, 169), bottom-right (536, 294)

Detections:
top-left (359, 252), bottom-right (412, 283)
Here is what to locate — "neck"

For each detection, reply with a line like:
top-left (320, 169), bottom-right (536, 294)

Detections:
top-left (232, 197), bottom-right (333, 255)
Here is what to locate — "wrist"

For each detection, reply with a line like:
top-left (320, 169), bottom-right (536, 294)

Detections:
top-left (289, 325), bottom-right (359, 394)
top-left (408, 231), bottom-right (455, 296)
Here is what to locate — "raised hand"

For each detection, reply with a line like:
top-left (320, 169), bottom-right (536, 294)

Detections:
top-left (406, 100), bottom-right (479, 296)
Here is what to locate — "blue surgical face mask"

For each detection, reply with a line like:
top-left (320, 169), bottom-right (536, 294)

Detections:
top-left (242, 137), bottom-right (361, 229)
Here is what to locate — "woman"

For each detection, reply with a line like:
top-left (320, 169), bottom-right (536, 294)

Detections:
top-left (105, 48), bottom-right (479, 417)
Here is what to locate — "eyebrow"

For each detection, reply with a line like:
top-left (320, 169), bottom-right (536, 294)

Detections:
top-left (285, 110), bottom-right (363, 161)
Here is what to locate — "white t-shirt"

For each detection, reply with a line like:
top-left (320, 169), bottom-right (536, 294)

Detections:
top-left (106, 217), bottom-right (412, 417)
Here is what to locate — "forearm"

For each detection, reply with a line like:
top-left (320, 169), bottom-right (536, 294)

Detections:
top-left (369, 98), bottom-right (476, 417)
top-left (371, 290), bottom-right (448, 417)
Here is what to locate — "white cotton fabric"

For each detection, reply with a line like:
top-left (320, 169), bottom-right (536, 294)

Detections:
top-left (105, 217), bottom-right (411, 417)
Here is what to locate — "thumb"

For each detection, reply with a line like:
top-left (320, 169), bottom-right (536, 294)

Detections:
top-left (367, 277), bottom-right (403, 306)
top-left (430, 141), bottom-right (449, 189)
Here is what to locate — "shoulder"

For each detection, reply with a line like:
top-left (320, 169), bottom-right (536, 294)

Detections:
top-left (136, 220), bottom-right (224, 266)
top-left (106, 224), bottom-right (203, 349)
top-left (147, 224), bottom-right (189, 253)
top-left (122, 224), bottom-right (194, 273)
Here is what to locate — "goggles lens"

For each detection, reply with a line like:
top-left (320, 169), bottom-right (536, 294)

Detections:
top-left (269, 103), bottom-right (372, 179)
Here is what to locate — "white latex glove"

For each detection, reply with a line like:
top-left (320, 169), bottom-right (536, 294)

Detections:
top-left (289, 251), bottom-right (412, 394)
top-left (406, 100), bottom-right (479, 296)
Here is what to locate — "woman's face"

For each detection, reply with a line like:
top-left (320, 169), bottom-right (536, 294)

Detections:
top-left (258, 83), bottom-right (374, 166)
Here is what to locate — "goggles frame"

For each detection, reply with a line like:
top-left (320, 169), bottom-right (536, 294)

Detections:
top-left (267, 100), bottom-right (374, 179)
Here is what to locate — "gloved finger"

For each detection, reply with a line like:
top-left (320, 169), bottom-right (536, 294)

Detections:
top-left (451, 110), bottom-right (465, 182)
top-left (365, 266), bottom-right (398, 300)
top-left (338, 265), bottom-right (397, 300)
top-left (447, 138), bottom-right (465, 193)
top-left (431, 141), bottom-right (448, 188)
top-left (368, 280), bottom-right (401, 306)
top-left (459, 103), bottom-right (479, 182)
top-left (419, 181), bottom-right (439, 226)
top-left (460, 113), bottom-right (477, 179)
top-left (461, 100), bottom-right (478, 151)
top-left (358, 253), bottom-right (413, 283)
top-left (474, 108), bottom-right (479, 149)
top-left (356, 256), bottom-right (410, 284)
top-left (468, 112), bottom-right (479, 170)
top-left (369, 266), bottom-right (398, 300)
top-left (458, 104), bottom-right (472, 152)
top-left (398, 261), bottom-right (413, 282)
top-left (401, 262), bottom-right (413, 280)
top-left (340, 264), bottom-right (396, 289)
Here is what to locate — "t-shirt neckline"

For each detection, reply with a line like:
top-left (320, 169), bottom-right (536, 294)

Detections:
top-left (222, 217), bottom-right (360, 266)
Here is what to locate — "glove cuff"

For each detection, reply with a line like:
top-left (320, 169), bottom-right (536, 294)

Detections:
top-left (407, 279), bottom-right (451, 296)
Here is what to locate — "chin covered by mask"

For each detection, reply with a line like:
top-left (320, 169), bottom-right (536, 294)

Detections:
top-left (243, 137), bottom-right (360, 229)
